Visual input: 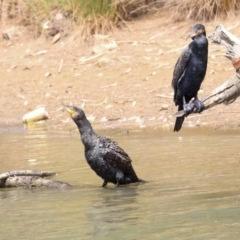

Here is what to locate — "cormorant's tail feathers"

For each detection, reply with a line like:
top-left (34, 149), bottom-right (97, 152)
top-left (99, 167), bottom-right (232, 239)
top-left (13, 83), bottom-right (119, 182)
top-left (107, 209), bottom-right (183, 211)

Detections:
top-left (174, 104), bottom-right (185, 132)
top-left (138, 178), bottom-right (148, 183)
top-left (174, 116), bottom-right (185, 132)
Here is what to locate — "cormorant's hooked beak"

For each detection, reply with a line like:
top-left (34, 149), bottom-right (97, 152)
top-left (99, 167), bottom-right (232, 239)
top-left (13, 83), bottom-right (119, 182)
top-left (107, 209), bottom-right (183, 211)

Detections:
top-left (62, 103), bottom-right (75, 116)
top-left (186, 29), bottom-right (204, 40)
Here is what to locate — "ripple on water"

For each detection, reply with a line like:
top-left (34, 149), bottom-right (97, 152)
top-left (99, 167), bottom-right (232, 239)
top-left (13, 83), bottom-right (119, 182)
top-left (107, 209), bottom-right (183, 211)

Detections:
top-left (1, 126), bottom-right (240, 239)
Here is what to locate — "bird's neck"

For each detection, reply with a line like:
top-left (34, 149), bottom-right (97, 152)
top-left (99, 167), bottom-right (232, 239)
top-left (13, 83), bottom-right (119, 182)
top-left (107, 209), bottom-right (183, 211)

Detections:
top-left (193, 34), bottom-right (208, 54)
top-left (194, 34), bottom-right (208, 45)
top-left (76, 118), bottom-right (96, 148)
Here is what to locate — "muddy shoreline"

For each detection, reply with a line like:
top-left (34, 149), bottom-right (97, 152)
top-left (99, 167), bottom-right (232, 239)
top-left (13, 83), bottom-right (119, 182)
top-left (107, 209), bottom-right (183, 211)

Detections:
top-left (1, 16), bottom-right (240, 132)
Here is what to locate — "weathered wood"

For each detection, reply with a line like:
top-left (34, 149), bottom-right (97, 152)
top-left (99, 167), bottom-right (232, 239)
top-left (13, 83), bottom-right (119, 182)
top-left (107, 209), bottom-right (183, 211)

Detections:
top-left (0, 170), bottom-right (56, 180)
top-left (210, 24), bottom-right (240, 61)
top-left (0, 176), bottom-right (71, 189)
top-left (0, 170), bottom-right (72, 189)
top-left (175, 24), bottom-right (240, 117)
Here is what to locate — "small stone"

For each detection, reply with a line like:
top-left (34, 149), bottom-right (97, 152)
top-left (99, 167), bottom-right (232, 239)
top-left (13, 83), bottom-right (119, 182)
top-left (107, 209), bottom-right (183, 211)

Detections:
top-left (105, 105), bottom-right (113, 109)
top-left (163, 118), bottom-right (167, 123)
top-left (149, 117), bottom-right (155, 121)
top-left (45, 72), bottom-right (51, 78)
top-left (124, 68), bottom-right (132, 74)
top-left (28, 159), bottom-right (37, 162)
top-left (145, 48), bottom-right (153, 52)
top-left (101, 117), bottom-right (108, 122)
top-left (160, 104), bottom-right (169, 111)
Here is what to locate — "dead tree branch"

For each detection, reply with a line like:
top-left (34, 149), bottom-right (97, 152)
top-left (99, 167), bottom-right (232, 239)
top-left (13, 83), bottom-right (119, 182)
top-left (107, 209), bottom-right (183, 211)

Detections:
top-left (0, 170), bottom-right (56, 180)
top-left (175, 24), bottom-right (240, 117)
top-left (0, 176), bottom-right (71, 189)
top-left (0, 170), bottom-right (72, 189)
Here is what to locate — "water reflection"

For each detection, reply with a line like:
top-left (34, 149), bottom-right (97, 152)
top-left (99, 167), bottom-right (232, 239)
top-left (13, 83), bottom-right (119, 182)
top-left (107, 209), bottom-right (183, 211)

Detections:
top-left (0, 125), bottom-right (240, 239)
top-left (87, 187), bottom-right (139, 238)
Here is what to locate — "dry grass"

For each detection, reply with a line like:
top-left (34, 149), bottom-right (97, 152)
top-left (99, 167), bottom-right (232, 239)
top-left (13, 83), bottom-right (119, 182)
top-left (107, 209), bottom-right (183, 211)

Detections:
top-left (160, 0), bottom-right (240, 22)
top-left (0, 0), bottom-right (159, 37)
top-left (0, 0), bottom-right (240, 39)
top-left (24, 0), bottom-right (117, 36)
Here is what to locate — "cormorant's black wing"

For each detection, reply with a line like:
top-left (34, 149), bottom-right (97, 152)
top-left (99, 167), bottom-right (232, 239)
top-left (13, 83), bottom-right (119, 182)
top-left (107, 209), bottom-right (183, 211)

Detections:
top-left (98, 135), bottom-right (139, 180)
top-left (172, 45), bottom-right (192, 92)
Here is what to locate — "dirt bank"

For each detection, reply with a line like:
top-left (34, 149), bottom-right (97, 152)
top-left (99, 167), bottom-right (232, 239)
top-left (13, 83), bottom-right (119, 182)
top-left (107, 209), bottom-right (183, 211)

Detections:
top-left (1, 15), bottom-right (240, 131)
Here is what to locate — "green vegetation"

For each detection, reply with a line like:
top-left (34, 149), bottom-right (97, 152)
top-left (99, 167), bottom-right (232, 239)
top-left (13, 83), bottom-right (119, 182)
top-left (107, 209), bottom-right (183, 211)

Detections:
top-left (1, 0), bottom-right (240, 37)
top-left (24, 0), bottom-right (154, 36)
top-left (24, 0), bottom-right (118, 35)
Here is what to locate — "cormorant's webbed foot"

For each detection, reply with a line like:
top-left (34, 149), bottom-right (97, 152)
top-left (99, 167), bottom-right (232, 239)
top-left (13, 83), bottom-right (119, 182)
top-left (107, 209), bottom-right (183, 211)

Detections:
top-left (102, 180), bottom-right (108, 187)
top-left (192, 99), bottom-right (204, 113)
top-left (183, 102), bottom-right (195, 117)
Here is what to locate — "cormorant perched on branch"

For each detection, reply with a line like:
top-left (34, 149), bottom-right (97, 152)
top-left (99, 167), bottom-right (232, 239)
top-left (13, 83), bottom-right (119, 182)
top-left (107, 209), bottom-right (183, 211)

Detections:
top-left (172, 24), bottom-right (208, 132)
top-left (63, 104), bottom-right (146, 187)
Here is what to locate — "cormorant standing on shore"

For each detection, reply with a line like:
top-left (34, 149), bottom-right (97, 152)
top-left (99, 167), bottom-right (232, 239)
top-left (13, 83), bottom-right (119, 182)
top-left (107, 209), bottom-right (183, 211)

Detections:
top-left (64, 104), bottom-right (146, 187)
top-left (172, 24), bottom-right (208, 132)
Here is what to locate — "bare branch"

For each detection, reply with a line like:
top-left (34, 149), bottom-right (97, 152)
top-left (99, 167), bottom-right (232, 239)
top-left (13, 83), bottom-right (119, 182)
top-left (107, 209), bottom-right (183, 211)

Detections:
top-left (0, 170), bottom-right (71, 189)
top-left (210, 24), bottom-right (240, 55)
top-left (0, 176), bottom-right (71, 189)
top-left (0, 170), bottom-right (56, 180)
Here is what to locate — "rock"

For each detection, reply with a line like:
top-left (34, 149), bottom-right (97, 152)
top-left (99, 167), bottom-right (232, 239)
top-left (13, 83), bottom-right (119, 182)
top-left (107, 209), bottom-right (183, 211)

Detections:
top-left (160, 104), bottom-right (169, 111)
top-left (2, 26), bottom-right (25, 40)
top-left (52, 33), bottom-right (61, 44)
top-left (45, 72), bottom-right (51, 78)
top-left (92, 40), bottom-right (117, 54)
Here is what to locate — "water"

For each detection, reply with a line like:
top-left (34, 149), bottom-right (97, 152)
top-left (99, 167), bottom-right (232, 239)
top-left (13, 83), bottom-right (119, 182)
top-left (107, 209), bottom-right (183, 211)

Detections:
top-left (1, 124), bottom-right (240, 239)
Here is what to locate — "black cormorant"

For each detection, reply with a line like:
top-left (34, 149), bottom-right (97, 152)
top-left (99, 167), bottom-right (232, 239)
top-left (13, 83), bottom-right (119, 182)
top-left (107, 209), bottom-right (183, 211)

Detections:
top-left (172, 24), bottom-right (208, 132)
top-left (64, 104), bottom-right (146, 187)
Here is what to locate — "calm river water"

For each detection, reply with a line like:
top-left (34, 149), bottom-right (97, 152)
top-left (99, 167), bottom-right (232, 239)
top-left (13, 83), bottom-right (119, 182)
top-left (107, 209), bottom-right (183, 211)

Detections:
top-left (1, 124), bottom-right (240, 239)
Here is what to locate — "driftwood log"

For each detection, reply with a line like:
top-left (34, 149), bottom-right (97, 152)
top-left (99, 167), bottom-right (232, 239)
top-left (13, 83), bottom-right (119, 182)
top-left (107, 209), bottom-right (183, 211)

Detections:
top-left (175, 24), bottom-right (240, 117)
top-left (0, 170), bottom-right (71, 189)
